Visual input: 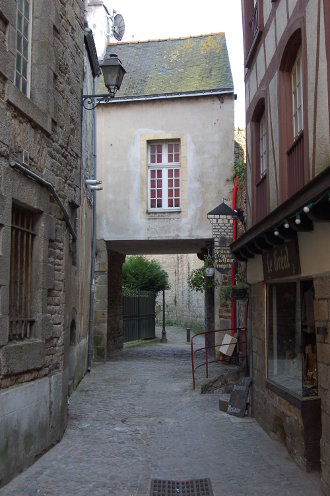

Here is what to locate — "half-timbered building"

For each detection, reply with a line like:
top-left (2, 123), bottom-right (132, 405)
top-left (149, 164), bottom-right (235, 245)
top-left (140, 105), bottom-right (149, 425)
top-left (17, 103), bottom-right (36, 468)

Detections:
top-left (234, 0), bottom-right (330, 491)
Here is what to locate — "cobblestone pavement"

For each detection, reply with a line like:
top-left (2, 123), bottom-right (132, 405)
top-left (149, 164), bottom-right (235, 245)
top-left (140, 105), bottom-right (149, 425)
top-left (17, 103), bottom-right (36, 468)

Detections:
top-left (1, 326), bottom-right (322, 496)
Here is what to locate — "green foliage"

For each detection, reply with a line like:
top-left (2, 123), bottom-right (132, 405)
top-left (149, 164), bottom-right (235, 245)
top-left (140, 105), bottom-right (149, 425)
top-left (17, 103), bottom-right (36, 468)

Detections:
top-left (187, 255), bottom-right (220, 293)
top-left (233, 159), bottom-right (246, 187)
top-left (188, 268), bottom-right (219, 293)
top-left (122, 256), bottom-right (169, 295)
top-left (122, 287), bottom-right (155, 298)
top-left (220, 263), bottom-right (248, 301)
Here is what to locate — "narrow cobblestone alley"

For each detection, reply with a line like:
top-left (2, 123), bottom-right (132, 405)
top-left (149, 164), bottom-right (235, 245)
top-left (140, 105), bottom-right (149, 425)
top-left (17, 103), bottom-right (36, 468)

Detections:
top-left (1, 327), bottom-right (322, 496)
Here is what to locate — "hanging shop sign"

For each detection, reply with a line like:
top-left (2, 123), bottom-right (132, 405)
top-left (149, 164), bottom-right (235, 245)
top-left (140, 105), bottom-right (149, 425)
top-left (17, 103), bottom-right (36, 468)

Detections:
top-left (262, 238), bottom-right (301, 280)
top-left (214, 247), bottom-right (235, 274)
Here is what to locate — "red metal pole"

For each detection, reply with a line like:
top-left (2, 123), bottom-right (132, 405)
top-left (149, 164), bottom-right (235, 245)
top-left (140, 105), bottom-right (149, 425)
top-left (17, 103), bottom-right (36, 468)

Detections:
top-left (231, 177), bottom-right (238, 336)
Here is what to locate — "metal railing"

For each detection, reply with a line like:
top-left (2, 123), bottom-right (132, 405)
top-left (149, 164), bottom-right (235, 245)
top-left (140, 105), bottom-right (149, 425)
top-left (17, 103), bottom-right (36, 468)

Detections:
top-left (191, 327), bottom-right (248, 389)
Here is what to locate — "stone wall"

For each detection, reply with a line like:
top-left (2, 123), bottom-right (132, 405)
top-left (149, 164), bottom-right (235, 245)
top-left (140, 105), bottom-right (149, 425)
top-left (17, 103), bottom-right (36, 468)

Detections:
top-left (107, 249), bottom-right (125, 355)
top-left (0, 0), bottom-right (93, 486)
top-left (314, 276), bottom-right (330, 494)
top-left (93, 240), bottom-right (108, 361)
top-left (147, 254), bottom-right (205, 331)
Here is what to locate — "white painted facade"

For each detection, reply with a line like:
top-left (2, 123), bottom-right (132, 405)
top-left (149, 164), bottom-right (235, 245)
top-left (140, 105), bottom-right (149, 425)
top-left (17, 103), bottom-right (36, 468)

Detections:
top-left (96, 95), bottom-right (235, 254)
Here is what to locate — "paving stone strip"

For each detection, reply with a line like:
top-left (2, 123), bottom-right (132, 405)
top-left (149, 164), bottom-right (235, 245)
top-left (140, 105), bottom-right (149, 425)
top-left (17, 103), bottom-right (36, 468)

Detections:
top-left (0, 326), bottom-right (321, 496)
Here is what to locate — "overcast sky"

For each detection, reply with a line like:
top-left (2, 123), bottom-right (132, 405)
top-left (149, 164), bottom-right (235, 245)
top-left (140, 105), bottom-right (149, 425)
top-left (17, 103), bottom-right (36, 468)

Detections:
top-left (107, 0), bottom-right (245, 128)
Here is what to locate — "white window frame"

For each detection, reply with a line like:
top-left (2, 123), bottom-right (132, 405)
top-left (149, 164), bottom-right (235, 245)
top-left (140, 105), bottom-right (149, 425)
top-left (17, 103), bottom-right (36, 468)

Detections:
top-left (259, 113), bottom-right (267, 178)
top-left (291, 47), bottom-right (303, 139)
top-left (15, 0), bottom-right (33, 97)
top-left (147, 141), bottom-right (181, 212)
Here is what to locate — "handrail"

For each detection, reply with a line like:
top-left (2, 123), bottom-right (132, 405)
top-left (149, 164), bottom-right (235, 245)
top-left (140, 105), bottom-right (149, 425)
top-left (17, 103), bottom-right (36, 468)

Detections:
top-left (191, 327), bottom-right (248, 389)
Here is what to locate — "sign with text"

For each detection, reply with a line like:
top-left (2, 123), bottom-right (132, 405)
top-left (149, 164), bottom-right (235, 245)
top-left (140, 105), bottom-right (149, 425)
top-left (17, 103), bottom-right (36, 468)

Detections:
top-left (227, 377), bottom-right (252, 417)
top-left (262, 238), bottom-right (300, 281)
top-left (214, 247), bottom-right (235, 274)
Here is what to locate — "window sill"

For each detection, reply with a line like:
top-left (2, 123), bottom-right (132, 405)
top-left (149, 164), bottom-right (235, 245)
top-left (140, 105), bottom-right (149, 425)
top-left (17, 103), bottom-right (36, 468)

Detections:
top-left (256, 173), bottom-right (267, 187)
top-left (7, 83), bottom-right (52, 135)
top-left (147, 209), bottom-right (181, 215)
top-left (287, 130), bottom-right (303, 155)
top-left (265, 379), bottom-right (319, 408)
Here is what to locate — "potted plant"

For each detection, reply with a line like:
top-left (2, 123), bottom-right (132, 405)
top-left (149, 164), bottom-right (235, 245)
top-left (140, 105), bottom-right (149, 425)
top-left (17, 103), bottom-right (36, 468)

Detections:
top-left (188, 255), bottom-right (219, 293)
top-left (203, 254), bottom-right (215, 277)
top-left (220, 264), bottom-right (249, 301)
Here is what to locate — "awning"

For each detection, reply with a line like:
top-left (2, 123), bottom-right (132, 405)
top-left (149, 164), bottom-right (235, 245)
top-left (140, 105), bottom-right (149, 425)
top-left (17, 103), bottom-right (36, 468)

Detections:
top-left (231, 167), bottom-right (330, 261)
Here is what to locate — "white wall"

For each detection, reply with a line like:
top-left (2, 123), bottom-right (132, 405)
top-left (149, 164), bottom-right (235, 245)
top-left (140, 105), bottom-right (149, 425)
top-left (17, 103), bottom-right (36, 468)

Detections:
top-left (96, 95), bottom-right (234, 246)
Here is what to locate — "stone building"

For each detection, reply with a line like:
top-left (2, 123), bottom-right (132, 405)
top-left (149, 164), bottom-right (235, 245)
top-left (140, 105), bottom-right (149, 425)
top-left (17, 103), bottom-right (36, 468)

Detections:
top-left (92, 33), bottom-right (235, 357)
top-left (0, 0), bottom-right (98, 486)
top-left (232, 0), bottom-right (330, 492)
top-left (147, 254), bottom-right (205, 330)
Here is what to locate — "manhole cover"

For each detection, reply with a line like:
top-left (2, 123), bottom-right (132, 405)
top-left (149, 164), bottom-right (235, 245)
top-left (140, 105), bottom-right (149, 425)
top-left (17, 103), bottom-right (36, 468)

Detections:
top-left (149, 478), bottom-right (214, 496)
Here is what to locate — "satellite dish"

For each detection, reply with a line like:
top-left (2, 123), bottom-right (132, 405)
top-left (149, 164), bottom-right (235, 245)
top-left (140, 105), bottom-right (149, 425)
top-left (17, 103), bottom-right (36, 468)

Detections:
top-left (112, 13), bottom-right (125, 41)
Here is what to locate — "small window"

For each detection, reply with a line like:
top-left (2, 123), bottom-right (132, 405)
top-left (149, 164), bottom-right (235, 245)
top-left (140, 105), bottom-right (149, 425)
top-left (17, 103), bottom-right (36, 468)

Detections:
top-left (147, 141), bottom-right (181, 211)
top-left (291, 48), bottom-right (303, 138)
top-left (9, 204), bottom-right (35, 340)
top-left (15, 0), bottom-right (32, 96)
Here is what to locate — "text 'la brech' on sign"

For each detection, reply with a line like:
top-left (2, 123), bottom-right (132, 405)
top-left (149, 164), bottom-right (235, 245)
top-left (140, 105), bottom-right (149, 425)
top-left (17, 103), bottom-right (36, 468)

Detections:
top-left (262, 238), bottom-right (301, 281)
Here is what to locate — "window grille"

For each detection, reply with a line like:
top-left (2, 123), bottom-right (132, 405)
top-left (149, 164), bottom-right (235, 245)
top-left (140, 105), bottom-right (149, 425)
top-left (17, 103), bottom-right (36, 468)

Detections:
top-left (9, 205), bottom-right (35, 340)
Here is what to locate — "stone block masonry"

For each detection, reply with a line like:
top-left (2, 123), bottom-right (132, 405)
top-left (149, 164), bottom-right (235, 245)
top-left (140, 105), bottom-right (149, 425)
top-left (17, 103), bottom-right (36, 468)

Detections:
top-left (146, 254), bottom-right (205, 330)
top-left (0, 0), bottom-right (94, 486)
top-left (107, 249), bottom-right (126, 355)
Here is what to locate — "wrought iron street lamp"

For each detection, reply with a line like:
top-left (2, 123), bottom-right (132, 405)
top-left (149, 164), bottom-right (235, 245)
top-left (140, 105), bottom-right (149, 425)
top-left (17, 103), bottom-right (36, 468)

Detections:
top-left (82, 53), bottom-right (126, 110)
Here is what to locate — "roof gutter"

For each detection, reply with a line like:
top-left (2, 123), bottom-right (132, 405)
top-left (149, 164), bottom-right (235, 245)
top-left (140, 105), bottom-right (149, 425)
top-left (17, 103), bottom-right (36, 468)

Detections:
top-left (101, 88), bottom-right (235, 104)
top-left (10, 160), bottom-right (77, 241)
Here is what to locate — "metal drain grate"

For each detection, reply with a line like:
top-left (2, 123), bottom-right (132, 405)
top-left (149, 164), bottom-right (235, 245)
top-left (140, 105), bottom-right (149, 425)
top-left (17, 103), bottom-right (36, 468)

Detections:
top-left (150, 478), bottom-right (214, 496)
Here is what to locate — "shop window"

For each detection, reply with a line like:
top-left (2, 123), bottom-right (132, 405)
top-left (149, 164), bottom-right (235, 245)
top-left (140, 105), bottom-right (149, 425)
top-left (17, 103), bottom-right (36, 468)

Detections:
top-left (267, 280), bottom-right (317, 397)
top-left (9, 204), bottom-right (35, 340)
top-left (147, 141), bottom-right (181, 211)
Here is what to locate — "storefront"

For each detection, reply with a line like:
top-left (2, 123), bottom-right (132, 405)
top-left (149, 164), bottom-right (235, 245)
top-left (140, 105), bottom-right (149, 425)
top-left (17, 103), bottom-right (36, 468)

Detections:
top-left (231, 171), bottom-right (330, 472)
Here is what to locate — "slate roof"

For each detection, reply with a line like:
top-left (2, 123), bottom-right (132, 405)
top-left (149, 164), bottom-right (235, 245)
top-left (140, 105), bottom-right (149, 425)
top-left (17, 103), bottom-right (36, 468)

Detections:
top-left (207, 202), bottom-right (236, 217)
top-left (97, 33), bottom-right (234, 101)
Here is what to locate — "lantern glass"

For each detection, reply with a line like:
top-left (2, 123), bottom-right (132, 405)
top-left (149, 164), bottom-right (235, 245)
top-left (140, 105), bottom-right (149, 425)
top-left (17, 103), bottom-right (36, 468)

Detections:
top-left (101, 54), bottom-right (126, 95)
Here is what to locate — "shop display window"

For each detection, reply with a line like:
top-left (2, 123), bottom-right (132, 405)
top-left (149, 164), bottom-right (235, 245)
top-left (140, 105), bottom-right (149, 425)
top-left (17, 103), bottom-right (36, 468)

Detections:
top-left (267, 280), bottom-right (317, 397)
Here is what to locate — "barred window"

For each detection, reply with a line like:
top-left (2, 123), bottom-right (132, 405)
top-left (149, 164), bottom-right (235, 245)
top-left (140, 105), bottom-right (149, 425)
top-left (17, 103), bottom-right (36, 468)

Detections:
top-left (9, 205), bottom-right (35, 340)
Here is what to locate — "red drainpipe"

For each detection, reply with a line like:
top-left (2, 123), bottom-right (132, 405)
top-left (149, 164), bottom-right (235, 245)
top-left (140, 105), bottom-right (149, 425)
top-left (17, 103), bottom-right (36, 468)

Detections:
top-left (231, 177), bottom-right (238, 336)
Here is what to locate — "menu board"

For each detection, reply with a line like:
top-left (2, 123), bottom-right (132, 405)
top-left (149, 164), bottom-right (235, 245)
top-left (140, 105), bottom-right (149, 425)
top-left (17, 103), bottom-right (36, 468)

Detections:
top-left (227, 377), bottom-right (252, 417)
